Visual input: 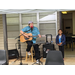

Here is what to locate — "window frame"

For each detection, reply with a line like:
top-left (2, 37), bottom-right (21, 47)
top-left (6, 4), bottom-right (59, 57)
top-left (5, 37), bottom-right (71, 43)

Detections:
top-left (6, 12), bottom-right (58, 38)
top-left (38, 12), bottom-right (57, 36)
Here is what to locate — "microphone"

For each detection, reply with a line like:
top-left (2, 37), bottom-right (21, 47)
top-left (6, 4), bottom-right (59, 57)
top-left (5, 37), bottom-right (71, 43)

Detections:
top-left (31, 28), bottom-right (33, 31)
top-left (31, 26), bottom-right (33, 31)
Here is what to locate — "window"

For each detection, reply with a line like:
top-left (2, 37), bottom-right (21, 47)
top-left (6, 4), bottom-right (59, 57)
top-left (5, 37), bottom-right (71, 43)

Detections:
top-left (22, 13), bottom-right (37, 28)
top-left (39, 23), bottom-right (56, 35)
top-left (6, 12), bottom-right (57, 38)
top-left (6, 14), bottom-right (19, 38)
top-left (39, 12), bottom-right (56, 22)
top-left (39, 12), bottom-right (57, 36)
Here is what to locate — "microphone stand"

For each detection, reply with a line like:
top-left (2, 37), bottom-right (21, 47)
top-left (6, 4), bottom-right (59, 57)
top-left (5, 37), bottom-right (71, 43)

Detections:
top-left (15, 35), bottom-right (28, 65)
top-left (13, 29), bottom-right (31, 65)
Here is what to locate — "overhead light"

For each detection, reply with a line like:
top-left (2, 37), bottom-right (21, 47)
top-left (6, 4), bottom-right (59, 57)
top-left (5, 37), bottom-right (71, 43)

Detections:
top-left (62, 11), bottom-right (67, 14)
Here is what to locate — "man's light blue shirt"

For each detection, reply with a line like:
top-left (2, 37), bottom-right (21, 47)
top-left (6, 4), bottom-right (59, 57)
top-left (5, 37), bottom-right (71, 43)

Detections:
top-left (21, 26), bottom-right (40, 44)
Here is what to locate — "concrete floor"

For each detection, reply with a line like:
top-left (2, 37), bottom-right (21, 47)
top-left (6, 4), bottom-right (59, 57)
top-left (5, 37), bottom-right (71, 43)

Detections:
top-left (9, 47), bottom-right (75, 65)
top-left (9, 57), bottom-right (75, 65)
top-left (64, 57), bottom-right (75, 65)
top-left (9, 58), bottom-right (46, 65)
top-left (64, 48), bottom-right (75, 57)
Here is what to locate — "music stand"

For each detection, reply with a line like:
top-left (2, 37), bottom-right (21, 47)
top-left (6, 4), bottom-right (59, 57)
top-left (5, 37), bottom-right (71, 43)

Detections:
top-left (32, 40), bottom-right (45, 65)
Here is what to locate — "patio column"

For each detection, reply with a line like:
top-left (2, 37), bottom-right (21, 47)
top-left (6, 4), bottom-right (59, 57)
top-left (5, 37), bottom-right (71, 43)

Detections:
top-left (2, 14), bottom-right (8, 65)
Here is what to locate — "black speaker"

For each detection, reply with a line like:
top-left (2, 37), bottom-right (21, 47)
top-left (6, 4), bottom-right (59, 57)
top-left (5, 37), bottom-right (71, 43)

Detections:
top-left (8, 49), bottom-right (19, 59)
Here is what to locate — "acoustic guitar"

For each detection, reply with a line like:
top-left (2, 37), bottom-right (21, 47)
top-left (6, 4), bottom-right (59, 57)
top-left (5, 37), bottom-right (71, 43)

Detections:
top-left (20, 33), bottom-right (45, 43)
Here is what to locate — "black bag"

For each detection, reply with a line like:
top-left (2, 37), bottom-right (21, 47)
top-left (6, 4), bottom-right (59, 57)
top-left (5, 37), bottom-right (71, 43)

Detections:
top-left (8, 49), bottom-right (19, 59)
top-left (43, 34), bottom-right (55, 58)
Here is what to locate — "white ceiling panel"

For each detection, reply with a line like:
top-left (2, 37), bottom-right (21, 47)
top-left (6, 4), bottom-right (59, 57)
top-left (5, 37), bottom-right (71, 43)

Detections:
top-left (0, 9), bottom-right (75, 14)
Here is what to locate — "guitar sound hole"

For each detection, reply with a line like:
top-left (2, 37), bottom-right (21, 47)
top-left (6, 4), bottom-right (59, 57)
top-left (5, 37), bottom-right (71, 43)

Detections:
top-left (24, 36), bottom-right (31, 40)
top-left (25, 38), bottom-right (29, 40)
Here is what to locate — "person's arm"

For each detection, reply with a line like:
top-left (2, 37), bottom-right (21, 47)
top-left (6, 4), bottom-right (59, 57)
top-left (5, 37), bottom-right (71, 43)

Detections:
top-left (56, 36), bottom-right (60, 46)
top-left (20, 30), bottom-right (24, 35)
top-left (37, 28), bottom-right (41, 38)
top-left (20, 30), bottom-right (25, 36)
top-left (38, 34), bottom-right (41, 38)
top-left (20, 27), bottom-right (29, 38)
top-left (61, 35), bottom-right (66, 44)
top-left (60, 35), bottom-right (66, 45)
top-left (33, 28), bottom-right (41, 39)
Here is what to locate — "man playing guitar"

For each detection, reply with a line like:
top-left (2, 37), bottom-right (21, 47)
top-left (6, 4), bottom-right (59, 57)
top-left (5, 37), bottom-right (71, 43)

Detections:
top-left (20, 21), bottom-right (41, 63)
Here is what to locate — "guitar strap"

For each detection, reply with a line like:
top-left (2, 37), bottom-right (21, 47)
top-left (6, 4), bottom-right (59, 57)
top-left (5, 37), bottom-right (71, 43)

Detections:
top-left (25, 28), bottom-right (31, 32)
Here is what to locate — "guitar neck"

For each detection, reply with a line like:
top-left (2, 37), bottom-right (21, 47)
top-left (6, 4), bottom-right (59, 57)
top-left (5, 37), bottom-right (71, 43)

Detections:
top-left (31, 36), bottom-right (38, 37)
top-left (31, 35), bottom-right (45, 37)
top-left (20, 33), bottom-right (45, 37)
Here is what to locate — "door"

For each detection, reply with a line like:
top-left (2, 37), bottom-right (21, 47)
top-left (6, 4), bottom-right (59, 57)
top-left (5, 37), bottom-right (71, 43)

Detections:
top-left (63, 19), bottom-right (72, 35)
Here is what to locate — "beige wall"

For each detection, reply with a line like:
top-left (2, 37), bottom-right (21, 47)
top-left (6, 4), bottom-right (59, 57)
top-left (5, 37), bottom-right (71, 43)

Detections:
top-left (0, 14), bottom-right (4, 50)
top-left (73, 12), bottom-right (75, 35)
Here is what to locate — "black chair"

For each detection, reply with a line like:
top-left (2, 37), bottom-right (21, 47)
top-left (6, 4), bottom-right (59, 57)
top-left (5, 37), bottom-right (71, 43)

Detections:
top-left (71, 35), bottom-right (75, 49)
top-left (0, 50), bottom-right (7, 65)
top-left (72, 38), bottom-right (75, 45)
top-left (66, 37), bottom-right (72, 48)
top-left (45, 51), bottom-right (64, 65)
top-left (73, 38), bottom-right (75, 44)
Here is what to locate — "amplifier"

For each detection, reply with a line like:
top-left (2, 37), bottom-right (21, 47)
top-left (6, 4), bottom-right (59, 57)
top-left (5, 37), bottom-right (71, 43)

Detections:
top-left (8, 49), bottom-right (19, 59)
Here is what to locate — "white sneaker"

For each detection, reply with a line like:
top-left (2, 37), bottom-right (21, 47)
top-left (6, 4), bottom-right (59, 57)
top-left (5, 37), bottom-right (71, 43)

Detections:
top-left (46, 49), bottom-right (49, 53)
top-left (46, 51), bottom-right (48, 53)
top-left (27, 52), bottom-right (31, 55)
top-left (36, 59), bottom-right (39, 64)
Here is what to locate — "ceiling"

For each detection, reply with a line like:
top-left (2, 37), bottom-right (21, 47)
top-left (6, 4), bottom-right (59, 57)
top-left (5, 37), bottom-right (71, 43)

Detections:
top-left (0, 9), bottom-right (75, 14)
